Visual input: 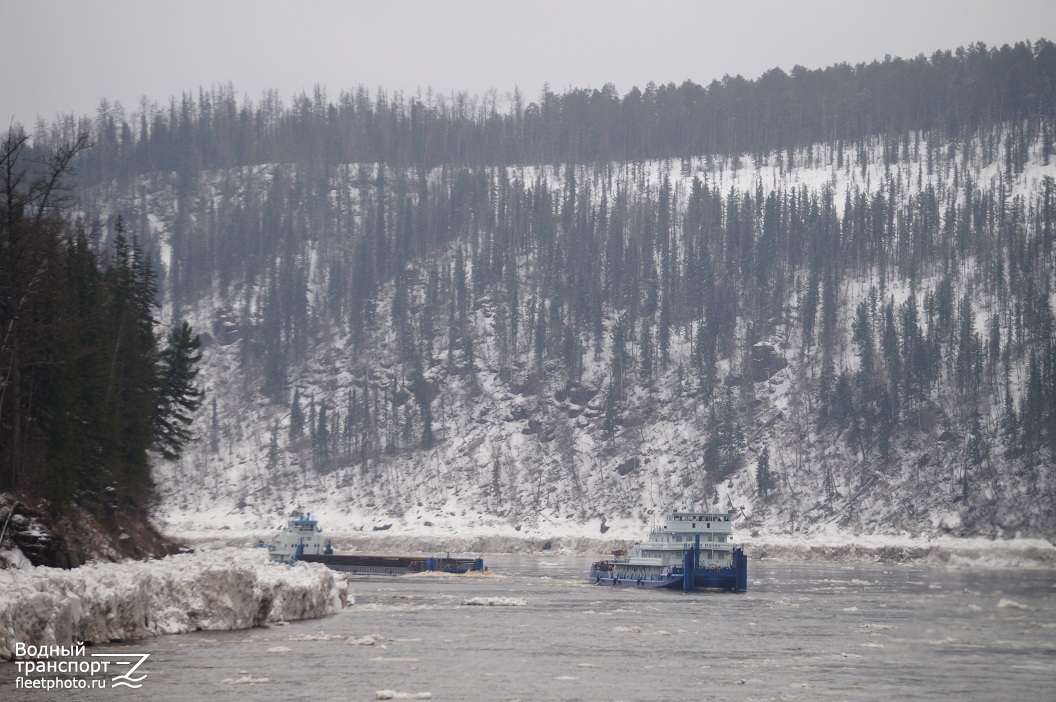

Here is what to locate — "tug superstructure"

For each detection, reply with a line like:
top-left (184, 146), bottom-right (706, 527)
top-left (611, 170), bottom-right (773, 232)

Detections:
top-left (589, 506), bottom-right (747, 591)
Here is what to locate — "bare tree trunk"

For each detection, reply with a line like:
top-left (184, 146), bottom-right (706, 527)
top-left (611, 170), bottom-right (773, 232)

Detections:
top-left (2, 132), bottom-right (27, 490)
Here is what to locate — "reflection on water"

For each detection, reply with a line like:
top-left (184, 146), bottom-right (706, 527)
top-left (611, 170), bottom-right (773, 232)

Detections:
top-left (2, 555), bottom-right (1054, 701)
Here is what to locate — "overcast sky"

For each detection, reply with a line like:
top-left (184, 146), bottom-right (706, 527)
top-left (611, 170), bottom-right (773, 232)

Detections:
top-left (3, 0), bottom-right (1055, 127)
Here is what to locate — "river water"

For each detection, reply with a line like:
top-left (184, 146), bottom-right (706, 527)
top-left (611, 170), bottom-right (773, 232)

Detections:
top-left (2, 555), bottom-right (1054, 701)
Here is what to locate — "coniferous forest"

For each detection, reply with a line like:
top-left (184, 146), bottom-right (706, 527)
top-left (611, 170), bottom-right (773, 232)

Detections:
top-left (3, 40), bottom-right (1055, 537)
top-left (0, 133), bottom-right (203, 516)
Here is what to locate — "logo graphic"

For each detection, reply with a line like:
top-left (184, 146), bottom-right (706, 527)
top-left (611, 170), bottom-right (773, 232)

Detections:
top-left (91, 653), bottom-right (151, 688)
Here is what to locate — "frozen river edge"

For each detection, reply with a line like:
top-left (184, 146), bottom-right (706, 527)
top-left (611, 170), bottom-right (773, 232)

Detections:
top-left (3, 529), bottom-right (1049, 664)
top-left (174, 528), bottom-right (1056, 568)
top-left (0, 547), bottom-right (349, 661)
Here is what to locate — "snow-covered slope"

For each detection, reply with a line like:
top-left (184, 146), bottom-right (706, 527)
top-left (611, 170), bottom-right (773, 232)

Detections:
top-left (87, 127), bottom-right (1056, 548)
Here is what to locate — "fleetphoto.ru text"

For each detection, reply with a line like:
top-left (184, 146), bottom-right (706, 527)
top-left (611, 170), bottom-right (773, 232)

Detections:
top-left (14, 641), bottom-right (151, 691)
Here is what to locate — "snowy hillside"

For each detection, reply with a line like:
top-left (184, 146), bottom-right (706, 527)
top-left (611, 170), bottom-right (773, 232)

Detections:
top-left (82, 125), bottom-right (1056, 546)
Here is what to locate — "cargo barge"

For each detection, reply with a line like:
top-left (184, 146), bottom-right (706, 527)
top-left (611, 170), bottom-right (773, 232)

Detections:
top-left (263, 512), bottom-right (484, 575)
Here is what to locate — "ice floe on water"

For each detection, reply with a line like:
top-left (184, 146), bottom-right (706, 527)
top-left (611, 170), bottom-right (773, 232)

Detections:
top-left (221, 675), bottom-right (271, 685)
top-left (375, 691), bottom-right (432, 700)
top-left (997, 598), bottom-right (1030, 610)
top-left (0, 547), bottom-right (348, 660)
top-left (460, 596), bottom-right (526, 606)
top-left (288, 631), bottom-right (345, 641)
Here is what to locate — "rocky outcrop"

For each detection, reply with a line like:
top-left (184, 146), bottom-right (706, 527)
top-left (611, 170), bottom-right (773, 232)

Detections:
top-left (0, 496), bottom-right (182, 570)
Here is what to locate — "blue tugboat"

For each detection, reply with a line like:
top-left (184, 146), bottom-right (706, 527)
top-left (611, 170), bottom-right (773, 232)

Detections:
top-left (589, 505), bottom-right (747, 592)
top-left (263, 512), bottom-right (485, 575)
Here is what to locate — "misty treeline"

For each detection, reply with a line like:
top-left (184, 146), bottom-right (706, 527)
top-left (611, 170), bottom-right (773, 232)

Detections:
top-left (0, 133), bottom-right (203, 510)
top-left (6, 39), bottom-right (1056, 526)
top-left (24, 40), bottom-right (1056, 181)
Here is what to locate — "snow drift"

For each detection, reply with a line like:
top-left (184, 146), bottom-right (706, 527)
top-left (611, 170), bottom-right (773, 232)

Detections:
top-left (0, 547), bottom-right (348, 661)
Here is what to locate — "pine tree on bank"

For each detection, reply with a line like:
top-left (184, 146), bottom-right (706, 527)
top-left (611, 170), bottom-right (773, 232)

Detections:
top-left (154, 320), bottom-right (205, 460)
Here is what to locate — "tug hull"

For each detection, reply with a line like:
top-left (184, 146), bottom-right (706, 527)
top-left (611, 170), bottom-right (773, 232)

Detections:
top-left (590, 546), bottom-right (747, 592)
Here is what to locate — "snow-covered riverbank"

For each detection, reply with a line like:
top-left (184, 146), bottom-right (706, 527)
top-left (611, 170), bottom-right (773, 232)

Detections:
top-left (0, 547), bottom-right (349, 661)
top-left (170, 523), bottom-right (1056, 569)
top-left (740, 532), bottom-right (1056, 568)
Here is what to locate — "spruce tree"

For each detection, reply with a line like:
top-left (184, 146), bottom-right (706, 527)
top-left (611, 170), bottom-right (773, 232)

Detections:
top-left (704, 387), bottom-right (745, 479)
top-left (603, 379), bottom-right (619, 438)
top-left (289, 388), bottom-right (304, 443)
top-left (210, 397), bottom-right (220, 453)
top-left (1000, 389), bottom-right (1021, 456)
top-left (314, 400), bottom-right (330, 470)
top-left (153, 320), bottom-right (205, 461)
top-left (756, 447), bottom-right (773, 498)
top-left (265, 423), bottom-right (283, 474)
top-left (639, 320), bottom-right (653, 380)
top-left (408, 353), bottom-right (434, 447)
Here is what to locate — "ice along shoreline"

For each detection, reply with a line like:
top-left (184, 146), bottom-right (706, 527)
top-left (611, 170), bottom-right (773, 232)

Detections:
top-left (169, 526), bottom-right (1056, 569)
top-left (0, 547), bottom-right (349, 661)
